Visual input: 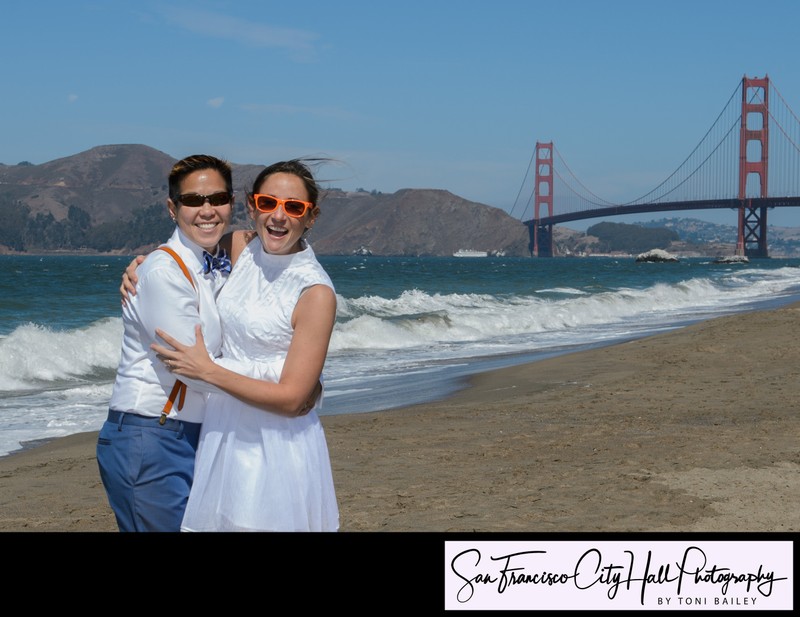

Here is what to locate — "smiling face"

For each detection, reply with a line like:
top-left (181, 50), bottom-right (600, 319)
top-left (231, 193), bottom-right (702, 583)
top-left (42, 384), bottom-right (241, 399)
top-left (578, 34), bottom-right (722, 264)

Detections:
top-left (248, 171), bottom-right (318, 255)
top-left (167, 169), bottom-right (232, 252)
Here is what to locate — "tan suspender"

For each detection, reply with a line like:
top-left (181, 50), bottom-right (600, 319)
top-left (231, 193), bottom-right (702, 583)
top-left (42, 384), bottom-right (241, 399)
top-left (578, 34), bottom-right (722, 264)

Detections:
top-left (156, 246), bottom-right (195, 425)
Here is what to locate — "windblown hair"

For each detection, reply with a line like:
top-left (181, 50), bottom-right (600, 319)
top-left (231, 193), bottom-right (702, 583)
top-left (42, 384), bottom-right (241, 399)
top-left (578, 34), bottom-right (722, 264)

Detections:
top-left (249, 159), bottom-right (324, 207)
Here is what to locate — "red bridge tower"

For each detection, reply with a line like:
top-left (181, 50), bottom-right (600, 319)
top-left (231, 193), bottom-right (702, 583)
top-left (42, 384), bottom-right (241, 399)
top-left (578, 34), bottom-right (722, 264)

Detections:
top-left (532, 141), bottom-right (554, 257)
top-left (737, 75), bottom-right (770, 257)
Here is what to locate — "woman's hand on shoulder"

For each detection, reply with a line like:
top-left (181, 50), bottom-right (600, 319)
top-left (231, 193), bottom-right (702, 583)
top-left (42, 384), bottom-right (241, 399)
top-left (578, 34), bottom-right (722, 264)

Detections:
top-left (120, 254), bottom-right (146, 306)
top-left (152, 324), bottom-right (214, 380)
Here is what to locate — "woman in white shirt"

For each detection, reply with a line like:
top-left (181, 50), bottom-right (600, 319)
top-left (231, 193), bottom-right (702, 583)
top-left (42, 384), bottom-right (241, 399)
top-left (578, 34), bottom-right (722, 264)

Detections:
top-left (97, 154), bottom-right (234, 532)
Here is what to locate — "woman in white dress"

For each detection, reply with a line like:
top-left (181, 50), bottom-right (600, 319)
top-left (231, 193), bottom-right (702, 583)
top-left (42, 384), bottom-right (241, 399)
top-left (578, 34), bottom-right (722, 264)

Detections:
top-left (152, 159), bottom-right (339, 532)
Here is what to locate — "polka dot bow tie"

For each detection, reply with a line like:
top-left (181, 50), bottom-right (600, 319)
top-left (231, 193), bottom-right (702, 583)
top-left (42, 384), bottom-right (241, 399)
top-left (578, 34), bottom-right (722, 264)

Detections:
top-left (202, 249), bottom-right (232, 274)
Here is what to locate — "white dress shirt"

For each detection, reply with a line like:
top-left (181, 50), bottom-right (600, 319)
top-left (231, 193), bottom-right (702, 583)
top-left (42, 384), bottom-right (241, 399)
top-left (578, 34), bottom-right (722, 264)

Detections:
top-left (109, 227), bottom-right (228, 423)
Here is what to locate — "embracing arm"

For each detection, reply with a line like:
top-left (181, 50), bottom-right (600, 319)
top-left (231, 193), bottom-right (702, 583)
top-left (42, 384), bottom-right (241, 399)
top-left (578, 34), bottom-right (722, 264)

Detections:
top-left (120, 231), bottom-right (243, 303)
top-left (120, 255), bottom-right (146, 304)
top-left (227, 229), bottom-right (256, 263)
top-left (153, 284), bottom-right (336, 417)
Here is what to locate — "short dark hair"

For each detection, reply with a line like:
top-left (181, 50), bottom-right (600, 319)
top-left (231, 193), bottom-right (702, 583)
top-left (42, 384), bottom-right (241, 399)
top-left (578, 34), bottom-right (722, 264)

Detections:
top-left (168, 154), bottom-right (233, 203)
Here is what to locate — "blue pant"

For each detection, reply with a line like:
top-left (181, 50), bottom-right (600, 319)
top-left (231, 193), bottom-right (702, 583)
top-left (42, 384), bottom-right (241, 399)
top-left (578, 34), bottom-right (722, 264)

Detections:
top-left (96, 410), bottom-right (201, 532)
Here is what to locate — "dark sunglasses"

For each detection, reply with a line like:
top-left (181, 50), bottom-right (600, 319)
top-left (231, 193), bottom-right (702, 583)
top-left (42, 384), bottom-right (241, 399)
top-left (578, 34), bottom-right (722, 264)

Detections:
top-left (251, 194), bottom-right (314, 218)
top-left (178, 192), bottom-right (232, 207)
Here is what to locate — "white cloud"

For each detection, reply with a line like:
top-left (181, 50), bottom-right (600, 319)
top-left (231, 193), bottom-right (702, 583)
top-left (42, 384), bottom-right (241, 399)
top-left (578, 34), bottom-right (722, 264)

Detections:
top-left (67, 94), bottom-right (78, 103)
top-left (239, 103), bottom-right (355, 120)
top-left (158, 7), bottom-right (318, 62)
top-left (208, 97), bottom-right (224, 109)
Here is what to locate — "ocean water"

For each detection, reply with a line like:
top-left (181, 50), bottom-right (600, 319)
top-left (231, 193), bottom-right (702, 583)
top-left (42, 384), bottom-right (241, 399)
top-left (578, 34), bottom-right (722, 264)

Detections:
top-left (2, 253), bottom-right (800, 458)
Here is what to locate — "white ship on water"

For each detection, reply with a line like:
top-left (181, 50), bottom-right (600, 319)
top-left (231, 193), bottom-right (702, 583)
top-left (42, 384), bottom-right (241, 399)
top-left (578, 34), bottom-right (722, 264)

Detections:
top-left (453, 249), bottom-right (489, 258)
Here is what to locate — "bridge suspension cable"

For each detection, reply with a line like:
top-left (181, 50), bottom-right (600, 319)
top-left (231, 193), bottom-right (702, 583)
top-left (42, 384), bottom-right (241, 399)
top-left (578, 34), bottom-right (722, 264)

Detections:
top-left (508, 148), bottom-right (536, 220)
top-left (767, 80), bottom-right (800, 198)
top-left (518, 75), bottom-right (800, 222)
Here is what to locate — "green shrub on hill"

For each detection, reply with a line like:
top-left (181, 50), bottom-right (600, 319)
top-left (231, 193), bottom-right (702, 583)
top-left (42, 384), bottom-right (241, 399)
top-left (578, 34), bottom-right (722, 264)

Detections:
top-left (587, 221), bottom-right (679, 253)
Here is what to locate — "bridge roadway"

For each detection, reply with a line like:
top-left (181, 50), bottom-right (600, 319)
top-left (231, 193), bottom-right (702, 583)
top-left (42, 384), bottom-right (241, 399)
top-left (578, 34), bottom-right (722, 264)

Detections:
top-left (525, 196), bottom-right (800, 227)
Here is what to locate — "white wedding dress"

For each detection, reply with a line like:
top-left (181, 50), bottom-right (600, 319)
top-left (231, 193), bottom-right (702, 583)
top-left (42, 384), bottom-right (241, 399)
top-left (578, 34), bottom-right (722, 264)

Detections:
top-left (181, 239), bottom-right (339, 532)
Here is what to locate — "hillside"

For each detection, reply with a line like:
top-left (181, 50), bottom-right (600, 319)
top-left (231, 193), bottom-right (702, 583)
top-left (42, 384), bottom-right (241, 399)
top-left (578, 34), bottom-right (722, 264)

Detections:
top-left (307, 188), bottom-right (529, 256)
top-left (0, 144), bottom-right (530, 256)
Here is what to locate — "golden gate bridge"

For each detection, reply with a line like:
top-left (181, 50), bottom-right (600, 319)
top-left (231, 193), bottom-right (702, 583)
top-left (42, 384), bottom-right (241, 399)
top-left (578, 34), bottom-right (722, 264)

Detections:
top-left (516, 75), bottom-right (800, 258)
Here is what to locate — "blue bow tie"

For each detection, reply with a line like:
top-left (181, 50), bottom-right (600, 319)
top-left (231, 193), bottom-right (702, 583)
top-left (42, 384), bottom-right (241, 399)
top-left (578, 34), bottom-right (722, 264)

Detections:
top-left (202, 249), bottom-right (232, 274)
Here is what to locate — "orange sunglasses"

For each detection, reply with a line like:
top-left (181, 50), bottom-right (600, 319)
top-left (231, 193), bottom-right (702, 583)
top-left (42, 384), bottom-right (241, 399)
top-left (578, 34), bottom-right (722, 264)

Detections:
top-left (250, 193), bottom-right (314, 218)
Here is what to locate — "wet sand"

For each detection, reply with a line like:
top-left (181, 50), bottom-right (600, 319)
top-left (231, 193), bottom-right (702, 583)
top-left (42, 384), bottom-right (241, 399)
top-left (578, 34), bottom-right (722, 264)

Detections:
top-left (1, 303), bottom-right (799, 532)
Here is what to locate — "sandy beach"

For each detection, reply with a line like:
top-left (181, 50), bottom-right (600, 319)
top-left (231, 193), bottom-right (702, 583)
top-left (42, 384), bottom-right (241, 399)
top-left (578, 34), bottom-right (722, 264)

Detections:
top-left (1, 302), bottom-right (799, 533)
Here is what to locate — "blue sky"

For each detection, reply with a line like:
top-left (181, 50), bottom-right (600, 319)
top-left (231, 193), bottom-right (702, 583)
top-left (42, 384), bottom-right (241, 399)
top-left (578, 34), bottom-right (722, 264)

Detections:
top-left (4, 0), bottom-right (800, 229)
